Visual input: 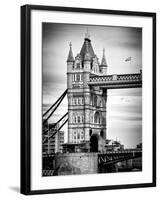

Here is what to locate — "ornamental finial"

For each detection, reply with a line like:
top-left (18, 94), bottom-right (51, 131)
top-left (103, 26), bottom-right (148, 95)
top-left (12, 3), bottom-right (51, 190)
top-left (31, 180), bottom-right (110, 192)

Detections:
top-left (85, 27), bottom-right (90, 39)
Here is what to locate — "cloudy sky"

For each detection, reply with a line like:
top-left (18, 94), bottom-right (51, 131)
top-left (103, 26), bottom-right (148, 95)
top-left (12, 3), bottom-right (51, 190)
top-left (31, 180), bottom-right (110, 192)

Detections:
top-left (42, 23), bottom-right (142, 148)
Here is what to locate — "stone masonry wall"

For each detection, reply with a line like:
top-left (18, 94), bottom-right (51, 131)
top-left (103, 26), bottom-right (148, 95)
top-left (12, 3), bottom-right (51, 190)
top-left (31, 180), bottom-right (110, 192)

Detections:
top-left (54, 153), bottom-right (98, 176)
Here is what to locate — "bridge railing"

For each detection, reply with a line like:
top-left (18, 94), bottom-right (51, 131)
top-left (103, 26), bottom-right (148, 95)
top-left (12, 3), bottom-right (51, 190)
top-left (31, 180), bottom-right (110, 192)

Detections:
top-left (89, 73), bottom-right (142, 84)
top-left (98, 149), bottom-right (142, 165)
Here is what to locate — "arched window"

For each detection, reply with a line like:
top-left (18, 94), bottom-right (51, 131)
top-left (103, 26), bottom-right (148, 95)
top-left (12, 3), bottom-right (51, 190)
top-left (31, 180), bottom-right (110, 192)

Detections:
top-left (81, 132), bottom-right (84, 140)
top-left (94, 96), bottom-right (97, 107)
top-left (89, 129), bottom-right (92, 137)
top-left (94, 111), bottom-right (101, 124)
top-left (76, 63), bottom-right (80, 69)
top-left (78, 116), bottom-right (80, 123)
top-left (76, 74), bottom-right (80, 81)
top-left (99, 100), bottom-right (102, 107)
top-left (82, 98), bottom-right (84, 105)
top-left (100, 130), bottom-right (104, 138)
top-left (74, 116), bottom-right (76, 123)
top-left (99, 117), bottom-right (101, 124)
top-left (81, 116), bottom-right (84, 123)
top-left (91, 61), bottom-right (93, 70)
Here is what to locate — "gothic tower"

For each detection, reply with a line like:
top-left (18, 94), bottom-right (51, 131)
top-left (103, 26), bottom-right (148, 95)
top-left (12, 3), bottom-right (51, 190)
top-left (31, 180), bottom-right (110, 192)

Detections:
top-left (67, 33), bottom-right (108, 150)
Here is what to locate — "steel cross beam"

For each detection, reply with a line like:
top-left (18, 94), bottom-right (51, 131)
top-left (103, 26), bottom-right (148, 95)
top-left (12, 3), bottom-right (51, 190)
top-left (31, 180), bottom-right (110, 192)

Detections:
top-left (88, 73), bottom-right (142, 89)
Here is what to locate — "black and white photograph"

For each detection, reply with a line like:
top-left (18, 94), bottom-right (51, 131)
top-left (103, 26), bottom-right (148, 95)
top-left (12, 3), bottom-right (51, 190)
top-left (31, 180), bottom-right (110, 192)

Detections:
top-left (20, 5), bottom-right (156, 194)
top-left (42, 23), bottom-right (143, 176)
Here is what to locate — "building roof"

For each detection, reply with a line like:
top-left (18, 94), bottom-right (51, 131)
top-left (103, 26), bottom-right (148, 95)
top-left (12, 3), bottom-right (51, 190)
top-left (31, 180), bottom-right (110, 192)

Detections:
top-left (80, 37), bottom-right (95, 61)
top-left (67, 42), bottom-right (74, 62)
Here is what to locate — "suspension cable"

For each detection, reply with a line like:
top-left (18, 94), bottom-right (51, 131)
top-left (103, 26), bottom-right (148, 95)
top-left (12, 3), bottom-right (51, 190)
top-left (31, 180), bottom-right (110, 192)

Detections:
top-left (43, 112), bottom-right (68, 135)
top-left (43, 89), bottom-right (67, 117)
top-left (43, 90), bottom-right (67, 124)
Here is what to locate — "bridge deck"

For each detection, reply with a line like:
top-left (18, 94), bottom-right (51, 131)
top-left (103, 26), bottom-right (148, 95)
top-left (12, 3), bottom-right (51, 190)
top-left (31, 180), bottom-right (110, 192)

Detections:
top-left (88, 73), bottom-right (142, 89)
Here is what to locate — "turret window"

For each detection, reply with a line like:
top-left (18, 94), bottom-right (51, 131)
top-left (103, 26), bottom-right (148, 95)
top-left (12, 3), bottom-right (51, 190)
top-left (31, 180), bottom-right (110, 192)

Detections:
top-left (91, 62), bottom-right (93, 70)
top-left (81, 132), bottom-right (84, 140)
top-left (76, 74), bottom-right (80, 81)
top-left (81, 98), bottom-right (84, 105)
top-left (78, 116), bottom-right (81, 123)
top-left (73, 74), bottom-right (82, 82)
top-left (82, 116), bottom-right (84, 123)
top-left (76, 63), bottom-right (80, 69)
top-left (74, 116), bottom-right (76, 123)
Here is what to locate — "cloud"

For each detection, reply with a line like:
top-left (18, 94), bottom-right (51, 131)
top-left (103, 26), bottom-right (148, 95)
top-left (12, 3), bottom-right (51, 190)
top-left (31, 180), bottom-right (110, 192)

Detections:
top-left (109, 114), bottom-right (142, 122)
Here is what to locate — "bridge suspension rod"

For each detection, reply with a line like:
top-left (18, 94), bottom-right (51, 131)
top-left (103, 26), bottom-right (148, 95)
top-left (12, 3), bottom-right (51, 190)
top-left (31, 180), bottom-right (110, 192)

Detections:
top-left (43, 89), bottom-right (67, 124)
top-left (43, 89), bottom-right (67, 117)
top-left (43, 112), bottom-right (68, 135)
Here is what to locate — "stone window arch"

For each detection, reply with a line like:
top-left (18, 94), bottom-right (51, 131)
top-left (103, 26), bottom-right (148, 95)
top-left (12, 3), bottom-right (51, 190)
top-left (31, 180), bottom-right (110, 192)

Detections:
top-left (81, 132), bottom-right (84, 140)
top-left (76, 62), bottom-right (80, 69)
top-left (81, 116), bottom-right (84, 123)
top-left (76, 74), bottom-right (80, 81)
top-left (99, 99), bottom-right (102, 107)
top-left (94, 95), bottom-right (98, 107)
top-left (81, 98), bottom-right (84, 105)
top-left (94, 111), bottom-right (101, 124)
top-left (77, 116), bottom-right (81, 123)
top-left (73, 115), bottom-right (77, 123)
top-left (77, 132), bottom-right (80, 140)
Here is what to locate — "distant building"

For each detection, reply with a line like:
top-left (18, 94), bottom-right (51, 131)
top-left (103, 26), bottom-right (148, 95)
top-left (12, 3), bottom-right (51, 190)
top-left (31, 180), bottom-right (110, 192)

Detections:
top-left (137, 142), bottom-right (142, 149)
top-left (105, 139), bottom-right (124, 151)
top-left (43, 122), bottom-right (65, 154)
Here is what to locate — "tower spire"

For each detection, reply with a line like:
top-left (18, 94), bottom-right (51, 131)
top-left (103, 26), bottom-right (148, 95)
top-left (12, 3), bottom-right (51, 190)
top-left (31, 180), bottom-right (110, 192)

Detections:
top-left (101, 48), bottom-right (107, 66)
top-left (84, 41), bottom-right (91, 61)
top-left (67, 42), bottom-right (74, 62)
top-left (85, 27), bottom-right (90, 40)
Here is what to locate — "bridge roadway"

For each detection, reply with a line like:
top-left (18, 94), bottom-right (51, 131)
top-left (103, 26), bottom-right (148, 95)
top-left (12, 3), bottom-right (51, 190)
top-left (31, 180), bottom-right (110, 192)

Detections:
top-left (42, 149), bottom-right (142, 176)
top-left (43, 149), bottom-right (142, 165)
top-left (88, 73), bottom-right (142, 89)
top-left (98, 149), bottom-right (142, 165)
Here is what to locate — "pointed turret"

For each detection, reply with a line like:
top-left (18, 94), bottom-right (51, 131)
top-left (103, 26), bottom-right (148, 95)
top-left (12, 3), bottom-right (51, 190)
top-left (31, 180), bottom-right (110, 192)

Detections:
top-left (80, 29), bottom-right (95, 61)
top-left (100, 48), bottom-right (108, 74)
top-left (67, 42), bottom-right (74, 62)
top-left (84, 42), bottom-right (91, 61)
top-left (101, 48), bottom-right (107, 66)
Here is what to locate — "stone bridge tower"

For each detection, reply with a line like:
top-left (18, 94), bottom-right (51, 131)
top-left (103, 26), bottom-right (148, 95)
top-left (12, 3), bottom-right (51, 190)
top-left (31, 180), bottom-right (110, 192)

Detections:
top-left (67, 33), bottom-right (108, 151)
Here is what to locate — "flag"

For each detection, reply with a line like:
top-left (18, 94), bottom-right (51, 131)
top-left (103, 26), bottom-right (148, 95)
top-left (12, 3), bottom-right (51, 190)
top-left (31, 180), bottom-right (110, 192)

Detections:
top-left (125, 56), bottom-right (131, 62)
